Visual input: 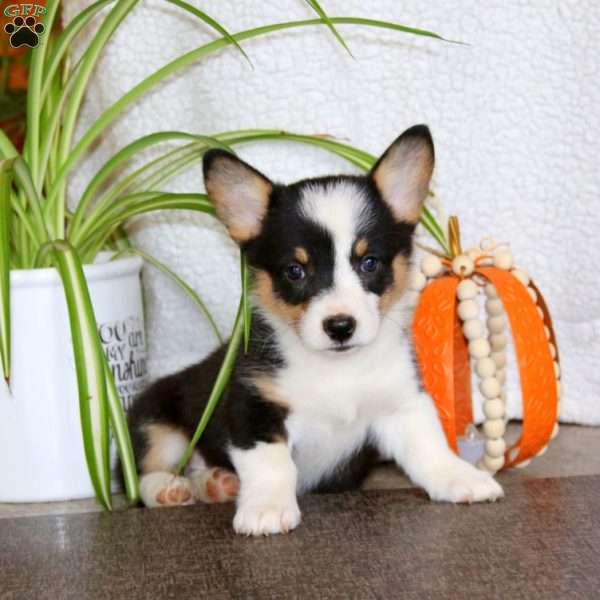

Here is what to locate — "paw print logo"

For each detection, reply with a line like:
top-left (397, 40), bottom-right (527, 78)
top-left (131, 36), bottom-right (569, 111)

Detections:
top-left (4, 16), bottom-right (45, 48)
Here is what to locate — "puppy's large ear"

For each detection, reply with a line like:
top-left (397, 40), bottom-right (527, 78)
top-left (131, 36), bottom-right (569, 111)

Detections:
top-left (203, 150), bottom-right (273, 243)
top-left (370, 125), bottom-right (434, 224)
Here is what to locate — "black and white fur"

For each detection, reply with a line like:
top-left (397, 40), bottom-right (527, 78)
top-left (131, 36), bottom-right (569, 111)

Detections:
top-left (125, 125), bottom-right (503, 535)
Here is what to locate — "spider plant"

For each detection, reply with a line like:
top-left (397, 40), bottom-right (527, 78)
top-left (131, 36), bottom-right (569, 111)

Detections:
top-left (0, 0), bottom-right (449, 509)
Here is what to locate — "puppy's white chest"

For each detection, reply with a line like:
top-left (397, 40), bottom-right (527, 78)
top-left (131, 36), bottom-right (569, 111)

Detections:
top-left (277, 337), bottom-right (419, 492)
top-left (279, 336), bottom-right (417, 424)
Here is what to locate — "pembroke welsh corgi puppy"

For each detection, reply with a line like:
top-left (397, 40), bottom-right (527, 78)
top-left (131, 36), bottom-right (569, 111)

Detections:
top-left (125, 125), bottom-right (503, 536)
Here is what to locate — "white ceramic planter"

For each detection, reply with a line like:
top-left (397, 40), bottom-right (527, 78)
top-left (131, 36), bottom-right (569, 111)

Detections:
top-left (0, 255), bottom-right (147, 502)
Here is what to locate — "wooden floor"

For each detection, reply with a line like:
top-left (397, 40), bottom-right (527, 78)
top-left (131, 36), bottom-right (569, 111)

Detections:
top-left (1, 424), bottom-right (599, 599)
top-left (2, 475), bottom-right (600, 599)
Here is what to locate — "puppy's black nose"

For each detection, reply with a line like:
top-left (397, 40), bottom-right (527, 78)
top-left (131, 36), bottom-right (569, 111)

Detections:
top-left (323, 315), bottom-right (356, 343)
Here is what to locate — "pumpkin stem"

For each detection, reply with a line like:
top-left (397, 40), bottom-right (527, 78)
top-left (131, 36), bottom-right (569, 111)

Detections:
top-left (448, 215), bottom-right (462, 258)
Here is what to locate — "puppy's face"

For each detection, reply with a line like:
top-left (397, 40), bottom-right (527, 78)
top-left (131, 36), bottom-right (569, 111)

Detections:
top-left (203, 125), bottom-right (434, 354)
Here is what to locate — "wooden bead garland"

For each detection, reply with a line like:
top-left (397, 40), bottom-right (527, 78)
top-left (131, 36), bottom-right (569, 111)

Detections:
top-left (412, 216), bottom-right (561, 473)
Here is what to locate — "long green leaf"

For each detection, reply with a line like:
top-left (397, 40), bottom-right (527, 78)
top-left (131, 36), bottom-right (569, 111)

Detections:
top-left (48, 16), bottom-right (450, 202)
top-left (80, 193), bottom-right (214, 261)
top-left (0, 162), bottom-right (11, 383)
top-left (40, 0), bottom-right (116, 103)
top-left (103, 359), bottom-right (138, 503)
top-left (12, 158), bottom-right (49, 246)
top-left (241, 253), bottom-right (252, 352)
top-left (50, 241), bottom-right (112, 510)
top-left (91, 143), bottom-right (208, 220)
top-left (70, 133), bottom-right (227, 240)
top-left (113, 247), bottom-right (223, 344)
top-left (175, 298), bottom-right (245, 474)
top-left (24, 0), bottom-right (60, 187)
top-left (304, 0), bottom-right (353, 57)
top-left (53, 0), bottom-right (139, 236)
top-left (58, 0), bottom-right (138, 164)
top-left (165, 0), bottom-right (251, 66)
top-left (0, 128), bottom-right (18, 159)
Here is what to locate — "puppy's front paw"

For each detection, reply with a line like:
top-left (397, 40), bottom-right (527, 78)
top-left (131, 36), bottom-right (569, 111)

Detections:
top-left (233, 499), bottom-right (301, 536)
top-left (425, 460), bottom-right (504, 504)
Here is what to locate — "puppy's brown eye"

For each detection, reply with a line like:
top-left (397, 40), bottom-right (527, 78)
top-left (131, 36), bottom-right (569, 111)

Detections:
top-left (360, 256), bottom-right (379, 273)
top-left (285, 263), bottom-right (305, 281)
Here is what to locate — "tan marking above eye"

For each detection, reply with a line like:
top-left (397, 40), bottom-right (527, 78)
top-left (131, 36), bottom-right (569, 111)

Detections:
top-left (354, 238), bottom-right (369, 257)
top-left (294, 246), bottom-right (309, 264)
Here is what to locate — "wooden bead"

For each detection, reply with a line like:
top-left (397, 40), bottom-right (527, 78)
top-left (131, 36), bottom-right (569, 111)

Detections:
top-left (421, 255), bottom-right (443, 277)
top-left (409, 271), bottom-right (427, 291)
top-left (536, 445), bottom-right (548, 457)
top-left (549, 343), bottom-right (557, 359)
top-left (544, 326), bottom-right (551, 339)
top-left (484, 398), bottom-right (504, 419)
top-left (551, 422), bottom-right (559, 440)
top-left (485, 298), bottom-right (504, 316)
top-left (451, 254), bottom-right (475, 277)
top-left (484, 283), bottom-right (498, 299)
top-left (554, 361), bottom-right (561, 379)
top-left (493, 249), bottom-right (513, 270)
top-left (476, 357), bottom-right (496, 378)
top-left (511, 268), bottom-right (530, 286)
top-left (457, 279), bottom-right (479, 300)
top-left (458, 300), bottom-right (478, 321)
top-left (480, 377), bottom-right (501, 399)
top-left (483, 418), bottom-right (506, 438)
top-left (469, 338), bottom-right (491, 359)
top-left (487, 316), bottom-right (505, 334)
top-left (490, 332), bottom-right (508, 351)
top-left (537, 307), bottom-right (545, 320)
top-left (485, 438), bottom-right (506, 458)
top-left (515, 459), bottom-right (531, 469)
top-left (496, 368), bottom-right (506, 385)
top-left (483, 453), bottom-right (504, 472)
top-left (528, 287), bottom-right (538, 303)
top-left (466, 247), bottom-right (483, 261)
top-left (491, 351), bottom-right (506, 369)
top-left (463, 319), bottom-right (484, 340)
top-left (556, 381), bottom-right (562, 398)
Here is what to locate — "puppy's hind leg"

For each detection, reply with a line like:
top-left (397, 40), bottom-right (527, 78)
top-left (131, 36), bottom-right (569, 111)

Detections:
top-left (138, 424), bottom-right (195, 508)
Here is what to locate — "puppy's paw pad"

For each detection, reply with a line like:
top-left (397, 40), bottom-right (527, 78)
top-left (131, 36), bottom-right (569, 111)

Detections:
top-left (193, 467), bottom-right (239, 503)
top-left (428, 463), bottom-right (504, 504)
top-left (155, 476), bottom-right (193, 506)
top-left (233, 502), bottom-right (301, 536)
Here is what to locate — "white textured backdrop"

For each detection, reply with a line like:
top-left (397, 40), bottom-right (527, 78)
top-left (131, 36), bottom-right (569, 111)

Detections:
top-left (64, 0), bottom-right (600, 424)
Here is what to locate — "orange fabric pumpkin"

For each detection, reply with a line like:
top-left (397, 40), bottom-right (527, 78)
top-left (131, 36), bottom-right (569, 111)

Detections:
top-left (412, 219), bottom-right (560, 470)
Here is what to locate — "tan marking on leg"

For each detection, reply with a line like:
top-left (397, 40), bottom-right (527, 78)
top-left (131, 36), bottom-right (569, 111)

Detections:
top-left (379, 255), bottom-right (410, 312)
top-left (294, 246), bottom-right (309, 264)
top-left (254, 270), bottom-right (307, 327)
top-left (354, 238), bottom-right (368, 257)
top-left (141, 424), bottom-right (189, 474)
